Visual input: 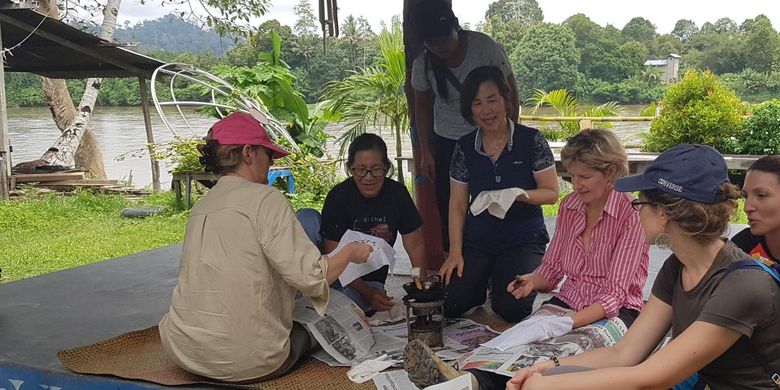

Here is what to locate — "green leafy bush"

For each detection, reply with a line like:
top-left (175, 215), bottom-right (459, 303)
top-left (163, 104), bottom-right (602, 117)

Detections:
top-left (275, 153), bottom-right (341, 210)
top-left (643, 70), bottom-right (745, 153)
top-left (151, 136), bottom-right (205, 174)
top-left (733, 100), bottom-right (780, 154)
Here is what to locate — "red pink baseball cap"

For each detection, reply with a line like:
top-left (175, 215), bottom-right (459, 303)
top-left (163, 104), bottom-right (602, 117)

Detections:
top-left (210, 112), bottom-right (289, 158)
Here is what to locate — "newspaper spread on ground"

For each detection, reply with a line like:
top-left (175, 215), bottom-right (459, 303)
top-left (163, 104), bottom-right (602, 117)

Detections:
top-left (312, 323), bottom-right (411, 367)
top-left (294, 288), bottom-right (375, 364)
top-left (456, 304), bottom-right (628, 377)
top-left (311, 317), bottom-right (500, 367)
top-left (374, 370), bottom-right (420, 390)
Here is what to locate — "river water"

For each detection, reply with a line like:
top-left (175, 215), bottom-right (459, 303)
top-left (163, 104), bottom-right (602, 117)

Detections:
top-left (7, 104), bottom-right (650, 188)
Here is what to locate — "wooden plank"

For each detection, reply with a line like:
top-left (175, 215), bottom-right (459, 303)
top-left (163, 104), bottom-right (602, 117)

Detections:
top-left (40, 179), bottom-right (120, 186)
top-left (12, 172), bottom-right (85, 182)
top-left (138, 77), bottom-right (161, 192)
top-left (37, 182), bottom-right (114, 188)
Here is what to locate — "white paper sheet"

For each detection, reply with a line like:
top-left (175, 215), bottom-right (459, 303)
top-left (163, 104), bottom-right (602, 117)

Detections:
top-left (334, 229), bottom-right (397, 286)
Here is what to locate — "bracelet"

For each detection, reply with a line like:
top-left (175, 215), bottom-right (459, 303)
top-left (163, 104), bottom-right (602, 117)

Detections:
top-left (551, 355), bottom-right (560, 367)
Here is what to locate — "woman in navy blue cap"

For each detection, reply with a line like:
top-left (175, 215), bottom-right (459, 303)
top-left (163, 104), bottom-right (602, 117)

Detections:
top-left (507, 144), bottom-right (780, 390)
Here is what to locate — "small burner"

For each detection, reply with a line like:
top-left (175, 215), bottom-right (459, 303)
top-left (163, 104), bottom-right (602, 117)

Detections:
top-left (402, 275), bottom-right (445, 348)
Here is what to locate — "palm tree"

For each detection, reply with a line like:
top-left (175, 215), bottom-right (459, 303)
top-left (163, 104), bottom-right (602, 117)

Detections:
top-left (639, 67), bottom-right (663, 86)
top-left (527, 88), bottom-right (622, 139)
top-left (321, 18), bottom-right (408, 179)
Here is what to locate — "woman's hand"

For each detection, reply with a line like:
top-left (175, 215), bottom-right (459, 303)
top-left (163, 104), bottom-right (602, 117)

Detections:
top-left (439, 252), bottom-right (464, 285)
top-left (506, 360), bottom-right (554, 389)
top-left (364, 287), bottom-right (394, 312)
top-left (507, 273), bottom-right (535, 299)
top-left (506, 367), bottom-right (542, 389)
top-left (345, 242), bottom-right (373, 264)
top-left (419, 148), bottom-right (436, 181)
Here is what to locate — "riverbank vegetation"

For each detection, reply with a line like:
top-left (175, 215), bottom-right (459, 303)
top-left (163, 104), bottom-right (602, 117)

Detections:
top-left (6, 1), bottom-right (780, 107)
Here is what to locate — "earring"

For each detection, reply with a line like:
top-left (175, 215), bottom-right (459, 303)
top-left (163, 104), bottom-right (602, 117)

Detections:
top-left (654, 232), bottom-right (672, 250)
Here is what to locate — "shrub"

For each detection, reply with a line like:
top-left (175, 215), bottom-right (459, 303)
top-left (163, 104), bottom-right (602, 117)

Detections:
top-left (643, 70), bottom-right (744, 153)
top-left (734, 100), bottom-right (780, 155)
top-left (149, 136), bottom-right (205, 174)
top-left (273, 153), bottom-right (341, 211)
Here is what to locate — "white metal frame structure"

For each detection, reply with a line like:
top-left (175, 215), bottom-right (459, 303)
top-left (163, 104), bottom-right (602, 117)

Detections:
top-left (150, 62), bottom-right (300, 151)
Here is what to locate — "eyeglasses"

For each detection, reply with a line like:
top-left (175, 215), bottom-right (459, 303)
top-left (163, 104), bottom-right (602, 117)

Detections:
top-left (351, 167), bottom-right (387, 178)
top-left (631, 199), bottom-right (655, 211)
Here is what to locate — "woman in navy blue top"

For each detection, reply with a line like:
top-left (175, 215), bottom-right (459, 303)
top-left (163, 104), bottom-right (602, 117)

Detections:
top-left (440, 66), bottom-right (559, 322)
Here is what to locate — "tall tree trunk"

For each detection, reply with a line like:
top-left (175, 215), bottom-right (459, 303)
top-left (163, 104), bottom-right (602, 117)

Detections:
top-left (38, 0), bottom-right (120, 173)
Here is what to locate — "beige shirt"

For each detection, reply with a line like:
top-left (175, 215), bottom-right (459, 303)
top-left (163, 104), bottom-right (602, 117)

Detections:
top-left (159, 175), bottom-right (329, 382)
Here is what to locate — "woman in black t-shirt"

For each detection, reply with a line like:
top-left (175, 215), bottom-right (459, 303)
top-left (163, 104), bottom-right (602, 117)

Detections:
top-left (321, 133), bottom-right (427, 316)
top-left (507, 145), bottom-right (780, 390)
top-left (733, 155), bottom-right (780, 262)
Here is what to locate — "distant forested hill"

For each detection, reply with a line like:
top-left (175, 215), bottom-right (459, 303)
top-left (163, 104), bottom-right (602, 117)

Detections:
top-left (114, 14), bottom-right (235, 54)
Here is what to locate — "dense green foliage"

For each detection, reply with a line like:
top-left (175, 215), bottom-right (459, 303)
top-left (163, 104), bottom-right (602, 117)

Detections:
top-left (6, 2), bottom-right (780, 107)
top-left (280, 153), bottom-right (341, 211)
top-left (734, 100), bottom-right (780, 155)
top-left (510, 23), bottom-right (581, 98)
top-left (115, 14), bottom-right (236, 54)
top-left (643, 70), bottom-right (745, 152)
top-left (321, 20), bottom-right (408, 156)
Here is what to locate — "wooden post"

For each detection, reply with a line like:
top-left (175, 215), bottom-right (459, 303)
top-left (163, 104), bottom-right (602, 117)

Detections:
top-left (0, 22), bottom-right (11, 200)
top-left (404, 0), bottom-right (447, 270)
top-left (578, 119), bottom-right (593, 131)
top-left (138, 77), bottom-right (161, 192)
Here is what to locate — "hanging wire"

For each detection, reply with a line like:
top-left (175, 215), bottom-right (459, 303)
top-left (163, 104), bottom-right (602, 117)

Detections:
top-left (0, 15), bottom-right (46, 64)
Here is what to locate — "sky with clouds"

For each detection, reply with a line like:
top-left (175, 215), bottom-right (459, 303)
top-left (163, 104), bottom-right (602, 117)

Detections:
top-left (116, 0), bottom-right (780, 34)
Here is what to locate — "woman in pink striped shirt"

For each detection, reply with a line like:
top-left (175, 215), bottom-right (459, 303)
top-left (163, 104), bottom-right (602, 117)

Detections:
top-left (508, 129), bottom-right (650, 329)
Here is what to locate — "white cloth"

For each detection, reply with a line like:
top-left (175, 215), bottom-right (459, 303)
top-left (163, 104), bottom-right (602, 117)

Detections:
top-left (347, 354), bottom-right (400, 383)
top-left (469, 188), bottom-right (527, 219)
top-left (334, 230), bottom-right (396, 286)
top-left (482, 315), bottom-right (574, 351)
top-left (367, 303), bottom-right (406, 326)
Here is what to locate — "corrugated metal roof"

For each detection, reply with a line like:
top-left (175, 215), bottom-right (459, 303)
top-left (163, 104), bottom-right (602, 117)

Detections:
top-left (0, 4), bottom-right (165, 78)
top-left (644, 60), bottom-right (667, 66)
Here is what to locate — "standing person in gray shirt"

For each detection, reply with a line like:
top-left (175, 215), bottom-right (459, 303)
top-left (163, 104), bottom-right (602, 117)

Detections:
top-left (410, 0), bottom-right (519, 253)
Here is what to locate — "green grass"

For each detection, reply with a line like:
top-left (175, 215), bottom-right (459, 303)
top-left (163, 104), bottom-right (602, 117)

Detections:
top-left (0, 190), bottom-right (188, 283)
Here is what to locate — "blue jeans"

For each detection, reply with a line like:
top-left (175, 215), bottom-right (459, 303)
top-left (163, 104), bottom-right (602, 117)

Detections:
top-left (295, 208), bottom-right (385, 315)
top-left (296, 208), bottom-right (323, 249)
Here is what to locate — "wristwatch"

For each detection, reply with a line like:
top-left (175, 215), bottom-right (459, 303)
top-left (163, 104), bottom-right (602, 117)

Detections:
top-left (551, 355), bottom-right (560, 367)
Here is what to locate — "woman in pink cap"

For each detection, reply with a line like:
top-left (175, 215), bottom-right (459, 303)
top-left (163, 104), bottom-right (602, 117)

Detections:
top-left (158, 112), bottom-right (372, 383)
